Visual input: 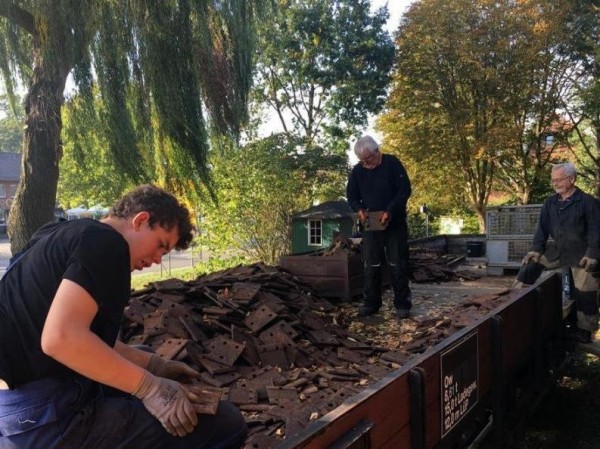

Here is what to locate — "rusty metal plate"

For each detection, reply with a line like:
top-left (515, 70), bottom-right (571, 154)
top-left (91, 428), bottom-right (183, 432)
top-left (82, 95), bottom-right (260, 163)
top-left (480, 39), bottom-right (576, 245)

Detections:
top-left (202, 306), bottom-right (231, 316)
top-left (158, 299), bottom-right (193, 317)
top-left (266, 386), bottom-right (299, 405)
top-left (284, 415), bottom-right (307, 437)
top-left (197, 357), bottom-right (235, 375)
top-left (143, 310), bottom-right (168, 336)
top-left (259, 321), bottom-right (297, 346)
top-left (164, 316), bottom-right (189, 339)
top-left (243, 433), bottom-right (279, 449)
top-left (236, 367), bottom-right (286, 389)
top-left (204, 336), bottom-right (245, 367)
top-left (244, 305), bottom-right (278, 333)
top-left (185, 341), bottom-right (206, 367)
top-left (230, 282), bottom-right (262, 301)
top-left (231, 326), bottom-right (261, 366)
top-left (178, 316), bottom-right (208, 342)
top-left (151, 278), bottom-right (188, 291)
top-left (337, 347), bottom-right (366, 365)
top-left (340, 338), bottom-right (373, 350)
top-left (300, 312), bottom-right (328, 331)
top-left (227, 386), bottom-right (258, 405)
top-left (307, 330), bottom-right (339, 346)
top-left (257, 343), bottom-right (289, 369)
top-left (186, 385), bottom-right (223, 415)
top-left (154, 338), bottom-right (189, 360)
top-left (355, 363), bottom-right (393, 380)
top-left (124, 298), bottom-right (155, 325)
top-left (380, 351), bottom-right (410, 365)
top-left (152, 292), bottom-right (187, 303)
top-left (255, 291), bottom-right (287, 313)
top-left (328, 367), bottom-right (360, 378)
top-left (200, 371), bottom-right (241, 387)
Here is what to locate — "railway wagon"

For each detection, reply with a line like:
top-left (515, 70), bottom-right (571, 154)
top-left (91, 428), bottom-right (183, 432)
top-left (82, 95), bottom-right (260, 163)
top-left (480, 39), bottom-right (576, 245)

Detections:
top-left (277, 273), bottom-right (563, 449)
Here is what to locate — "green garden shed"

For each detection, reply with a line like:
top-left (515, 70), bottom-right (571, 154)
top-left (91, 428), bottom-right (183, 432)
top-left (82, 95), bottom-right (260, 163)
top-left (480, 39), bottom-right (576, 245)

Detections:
top-left (290, 200), bottom-right (355, 254)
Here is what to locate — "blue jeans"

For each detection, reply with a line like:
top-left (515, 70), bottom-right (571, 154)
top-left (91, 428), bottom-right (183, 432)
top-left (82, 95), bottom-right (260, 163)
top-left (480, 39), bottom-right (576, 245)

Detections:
top-left (362, 225), bottom-right (412, 311)
top-left (0, 376), bottom-right (247, 449)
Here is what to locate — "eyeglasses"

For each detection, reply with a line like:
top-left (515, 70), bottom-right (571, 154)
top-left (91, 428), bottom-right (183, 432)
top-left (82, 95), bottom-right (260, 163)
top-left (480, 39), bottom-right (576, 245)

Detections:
top-left (550, 174), bottom-right (572, 185)
top-left (359, 153), bottom-right (379, 167)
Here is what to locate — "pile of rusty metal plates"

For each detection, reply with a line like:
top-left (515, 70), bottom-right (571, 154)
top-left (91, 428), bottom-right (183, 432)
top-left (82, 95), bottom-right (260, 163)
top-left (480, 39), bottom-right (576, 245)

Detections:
top-left (121, 263), bottom-right (510, 449)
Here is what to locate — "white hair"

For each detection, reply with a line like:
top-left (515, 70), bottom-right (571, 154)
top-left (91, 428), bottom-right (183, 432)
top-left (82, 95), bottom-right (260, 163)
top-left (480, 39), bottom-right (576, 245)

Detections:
top-left (353, 135), bottom-right (379, 159)
top-left (552, 162), bottom-right (577, 178)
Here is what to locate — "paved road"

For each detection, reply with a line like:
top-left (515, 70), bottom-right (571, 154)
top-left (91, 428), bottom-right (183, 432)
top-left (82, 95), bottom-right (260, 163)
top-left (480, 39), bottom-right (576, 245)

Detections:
top-left (137, 248), bottom-right (200, 276)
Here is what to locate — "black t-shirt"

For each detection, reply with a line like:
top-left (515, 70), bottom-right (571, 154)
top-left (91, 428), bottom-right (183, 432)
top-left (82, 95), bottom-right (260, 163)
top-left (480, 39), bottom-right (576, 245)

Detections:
top-left (0, 219), bottom-right (131, 388)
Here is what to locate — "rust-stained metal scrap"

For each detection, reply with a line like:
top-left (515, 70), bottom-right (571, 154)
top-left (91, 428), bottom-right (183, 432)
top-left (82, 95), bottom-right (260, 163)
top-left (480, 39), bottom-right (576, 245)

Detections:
top-left (122, 262), bottom-right (509, 447)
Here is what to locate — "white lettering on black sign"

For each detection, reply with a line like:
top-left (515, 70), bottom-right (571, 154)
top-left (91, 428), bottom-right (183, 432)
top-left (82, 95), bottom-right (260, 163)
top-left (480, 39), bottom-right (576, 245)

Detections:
top-left (440, 331), bottom-right (478, 437)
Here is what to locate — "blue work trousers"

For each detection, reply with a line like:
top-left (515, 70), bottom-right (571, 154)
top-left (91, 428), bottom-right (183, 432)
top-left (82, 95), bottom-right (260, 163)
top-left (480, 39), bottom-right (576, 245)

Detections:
top-left (0, 376), bottom-right (247, 449)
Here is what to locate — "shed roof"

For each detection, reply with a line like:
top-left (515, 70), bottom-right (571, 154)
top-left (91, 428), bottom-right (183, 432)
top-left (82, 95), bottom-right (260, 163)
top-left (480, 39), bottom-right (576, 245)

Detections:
top-left (293, 200), bottom-right (354, 219)
top-left (0, 153), bottom-right (21, 182)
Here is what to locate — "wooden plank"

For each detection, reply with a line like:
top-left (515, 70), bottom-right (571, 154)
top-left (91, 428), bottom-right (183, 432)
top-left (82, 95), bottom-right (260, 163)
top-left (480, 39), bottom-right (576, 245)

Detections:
top-left (277, 369), bottom-right (411, 449)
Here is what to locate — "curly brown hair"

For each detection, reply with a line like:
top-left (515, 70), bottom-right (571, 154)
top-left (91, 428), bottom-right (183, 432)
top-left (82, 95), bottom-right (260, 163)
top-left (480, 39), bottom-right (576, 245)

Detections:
top-left (109, 185), bottom-right (194, 250)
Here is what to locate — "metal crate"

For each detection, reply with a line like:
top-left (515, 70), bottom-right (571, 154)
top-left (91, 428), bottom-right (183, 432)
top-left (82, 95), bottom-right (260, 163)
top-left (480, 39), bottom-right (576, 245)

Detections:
top-left (486, 205), bottom-right (542, 239)
top-left (487, 239), bottom-right (533, 267)
top-left (486, 204), bottom-right (542, 275)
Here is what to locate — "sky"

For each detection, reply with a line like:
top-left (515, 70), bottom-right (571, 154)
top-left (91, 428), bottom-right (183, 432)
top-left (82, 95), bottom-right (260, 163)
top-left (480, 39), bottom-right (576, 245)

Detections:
top-left (370, 0), bottom-right (414, 33)
top-left (343, 0), bottom-right (414, 163)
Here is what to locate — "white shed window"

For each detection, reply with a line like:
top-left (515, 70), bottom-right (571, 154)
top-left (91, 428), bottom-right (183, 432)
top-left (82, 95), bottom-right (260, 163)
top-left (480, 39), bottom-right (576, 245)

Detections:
top-left (308, 219), bottom-right (322, 246)
top-left (0, 185), bottom-right (5, 198)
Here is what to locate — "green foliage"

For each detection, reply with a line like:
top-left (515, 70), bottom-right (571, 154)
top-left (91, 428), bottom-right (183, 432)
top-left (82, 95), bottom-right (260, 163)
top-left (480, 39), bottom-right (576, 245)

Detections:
top-left (198, 134), bottom-right (346, 265)
top-left (254, 0), bottom-right (394, 150)
top-left (558, 0), bottom-right (600, 195)
top-left (0, 95), bottom-right (22, 153)
top-left (0, 1), bottom-right (269, 250)
top-left (58, 96), bottom-right (134, 209)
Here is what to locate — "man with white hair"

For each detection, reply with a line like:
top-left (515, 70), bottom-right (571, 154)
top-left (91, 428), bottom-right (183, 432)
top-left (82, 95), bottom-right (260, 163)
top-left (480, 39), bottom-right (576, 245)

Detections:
top-left (517, 162), bottom-right (600, 343)
top-left (346, 135), bottom-right (412, 319)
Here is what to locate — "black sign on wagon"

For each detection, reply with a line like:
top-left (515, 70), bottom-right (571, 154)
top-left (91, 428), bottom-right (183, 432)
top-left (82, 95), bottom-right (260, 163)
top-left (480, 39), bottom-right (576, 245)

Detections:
top-left (440, 331), bottom-right (478, 437)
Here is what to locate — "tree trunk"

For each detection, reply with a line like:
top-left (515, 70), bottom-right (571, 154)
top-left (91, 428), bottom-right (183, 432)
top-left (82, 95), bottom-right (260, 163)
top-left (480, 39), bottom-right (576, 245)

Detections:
top-left (595, 123), bottom-right (600, 199)
top-left (7, 43), bottom-right (69, 254)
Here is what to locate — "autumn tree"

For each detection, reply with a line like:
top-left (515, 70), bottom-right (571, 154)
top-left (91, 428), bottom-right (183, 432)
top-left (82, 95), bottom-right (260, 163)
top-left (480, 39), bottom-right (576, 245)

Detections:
top-left (0, 1), bottom-right (267, 253)
top-left (378, 0), bottom-right (580, 230)
top-left (558, 0), bottom-right (600, 196)
top-left (253, 0), bottom-right (394, 153)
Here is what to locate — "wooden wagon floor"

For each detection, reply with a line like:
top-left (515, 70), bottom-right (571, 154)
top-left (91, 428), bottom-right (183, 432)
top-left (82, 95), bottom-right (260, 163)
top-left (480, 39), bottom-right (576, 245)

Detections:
top-left (335, 258), bottom-right (515, 351)
top-left (335, 259), bottom-right (600, 449)
top-left (342, 261), bottom-right (600, 449)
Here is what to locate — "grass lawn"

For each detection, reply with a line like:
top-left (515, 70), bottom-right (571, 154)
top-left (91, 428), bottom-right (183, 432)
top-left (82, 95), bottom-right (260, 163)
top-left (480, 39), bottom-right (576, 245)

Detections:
top-left (130, 267), bottom-right (197, 290)
top-left (516, 351), bottom-right (600, 449)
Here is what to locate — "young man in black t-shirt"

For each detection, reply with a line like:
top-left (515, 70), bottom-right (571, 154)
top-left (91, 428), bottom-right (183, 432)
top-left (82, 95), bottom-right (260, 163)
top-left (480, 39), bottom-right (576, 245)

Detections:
top-left (0, 185), bottom-right (247, 449)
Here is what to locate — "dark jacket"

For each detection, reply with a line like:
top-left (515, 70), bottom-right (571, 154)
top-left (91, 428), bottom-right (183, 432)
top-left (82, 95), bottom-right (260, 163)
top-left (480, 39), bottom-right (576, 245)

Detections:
top-left (532, 188), bottom-right (600, 267)
top-left (346, 154), bottom-right (411, 228)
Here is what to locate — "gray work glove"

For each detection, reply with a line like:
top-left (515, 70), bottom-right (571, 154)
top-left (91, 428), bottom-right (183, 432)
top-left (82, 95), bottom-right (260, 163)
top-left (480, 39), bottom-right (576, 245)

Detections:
top-left (579, 256), bottom-right (599, 272)
top-left (522, 251), bottom-right (541, 266)
top-left (133, 371), bottom-right (198, 437)
top-left (147, 354), bottom-right (201, 381)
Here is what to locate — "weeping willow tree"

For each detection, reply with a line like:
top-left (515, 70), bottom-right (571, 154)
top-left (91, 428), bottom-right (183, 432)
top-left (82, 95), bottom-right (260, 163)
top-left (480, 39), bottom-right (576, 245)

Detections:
top-left (0, 0), bottom-right (267, 253)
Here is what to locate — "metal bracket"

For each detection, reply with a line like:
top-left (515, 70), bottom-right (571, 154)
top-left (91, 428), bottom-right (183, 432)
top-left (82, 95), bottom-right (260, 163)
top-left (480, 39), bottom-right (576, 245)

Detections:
top-left (327, 419), bottom-right (374, 449)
